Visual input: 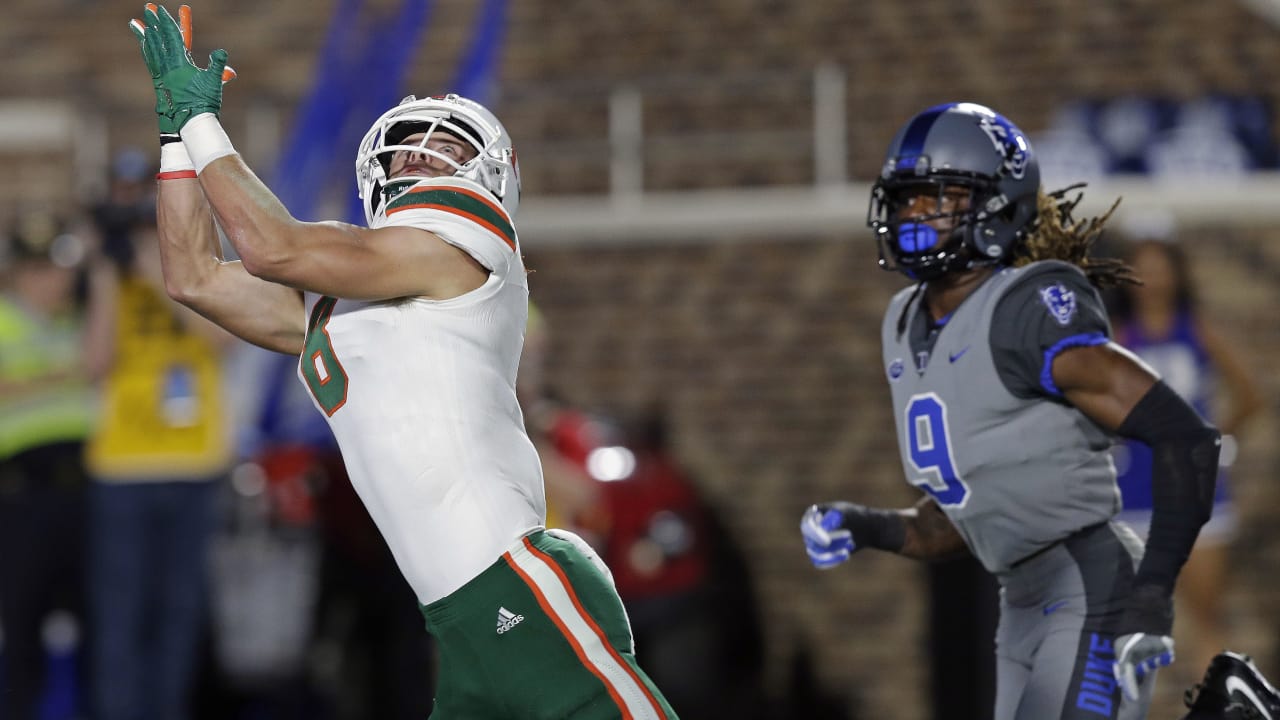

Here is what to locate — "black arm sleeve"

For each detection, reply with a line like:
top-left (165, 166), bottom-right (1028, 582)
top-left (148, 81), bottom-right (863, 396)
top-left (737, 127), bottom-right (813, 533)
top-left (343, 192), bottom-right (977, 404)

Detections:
top-left (823, 502), bottom-right (907, 553)
top-left (1117, 381), bottom-right (1221, 596)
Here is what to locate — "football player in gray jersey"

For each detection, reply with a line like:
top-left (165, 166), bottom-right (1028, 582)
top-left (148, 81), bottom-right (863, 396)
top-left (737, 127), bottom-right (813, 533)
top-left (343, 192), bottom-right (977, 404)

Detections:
top-left (800, 103), bottom-right (1221, 720)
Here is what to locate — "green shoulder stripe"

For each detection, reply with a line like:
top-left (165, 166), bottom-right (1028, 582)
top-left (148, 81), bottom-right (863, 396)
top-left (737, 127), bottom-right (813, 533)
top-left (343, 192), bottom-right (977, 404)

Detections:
top-left (386, 185), bottom-right (515, 249)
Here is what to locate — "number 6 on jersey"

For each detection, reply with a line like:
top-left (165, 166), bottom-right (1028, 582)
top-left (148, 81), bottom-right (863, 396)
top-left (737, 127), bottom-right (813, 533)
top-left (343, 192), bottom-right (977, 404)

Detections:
top-left (905, 393), bottom-right (969, 507)
top-left (301, 296), bottom-right (349, 416)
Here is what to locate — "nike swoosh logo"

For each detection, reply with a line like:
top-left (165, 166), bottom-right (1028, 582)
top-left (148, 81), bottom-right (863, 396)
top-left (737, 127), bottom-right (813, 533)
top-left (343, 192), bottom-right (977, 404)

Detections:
top-left (949, 347), bottom-right (970, 363)
top-left (1043, 600), bottom-right (1069, 616)
top-left (1226, 677), bottom-right (1274, 719)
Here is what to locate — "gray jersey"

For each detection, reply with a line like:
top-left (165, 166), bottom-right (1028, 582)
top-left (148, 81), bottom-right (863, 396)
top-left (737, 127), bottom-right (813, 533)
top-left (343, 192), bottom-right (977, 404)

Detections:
top-left (881, 260), bottom-right (1120, 574)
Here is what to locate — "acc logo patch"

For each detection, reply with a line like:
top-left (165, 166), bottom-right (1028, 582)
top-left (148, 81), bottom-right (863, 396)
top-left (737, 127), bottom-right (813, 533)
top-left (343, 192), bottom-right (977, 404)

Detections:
top-left (1038, 283), bottom-right (1077, 326)
top-left (888, 358), bottom-right (905, 381)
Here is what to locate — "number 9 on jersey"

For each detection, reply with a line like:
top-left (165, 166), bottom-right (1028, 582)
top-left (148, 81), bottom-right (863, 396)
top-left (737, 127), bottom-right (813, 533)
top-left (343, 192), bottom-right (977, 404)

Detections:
top-left (905, 393), bottom-right (970, 508)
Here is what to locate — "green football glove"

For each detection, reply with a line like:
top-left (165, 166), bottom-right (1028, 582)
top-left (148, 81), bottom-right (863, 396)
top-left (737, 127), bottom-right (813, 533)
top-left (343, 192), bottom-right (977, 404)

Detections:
top-left (128, 4), bottom-right (233, 134)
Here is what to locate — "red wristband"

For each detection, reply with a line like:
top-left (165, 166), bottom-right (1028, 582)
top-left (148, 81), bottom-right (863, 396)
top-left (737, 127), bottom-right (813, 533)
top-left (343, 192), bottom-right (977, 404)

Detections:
top-left (156, 169), bottom-right (198, 180)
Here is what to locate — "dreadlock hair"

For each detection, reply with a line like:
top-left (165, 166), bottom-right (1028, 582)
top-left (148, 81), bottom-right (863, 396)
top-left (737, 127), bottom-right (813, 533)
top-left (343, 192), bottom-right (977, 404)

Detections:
top-left (1010, 183), bottom-right (1137, 290)
top-left (894, 183), bottom-right (1137, 339)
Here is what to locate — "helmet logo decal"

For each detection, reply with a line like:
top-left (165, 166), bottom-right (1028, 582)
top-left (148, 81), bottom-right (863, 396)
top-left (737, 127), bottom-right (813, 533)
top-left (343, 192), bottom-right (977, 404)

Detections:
top-left (977, 115), bottom-right (1030, 180)
top-left (1038, 283), bottom-right (1078, 326)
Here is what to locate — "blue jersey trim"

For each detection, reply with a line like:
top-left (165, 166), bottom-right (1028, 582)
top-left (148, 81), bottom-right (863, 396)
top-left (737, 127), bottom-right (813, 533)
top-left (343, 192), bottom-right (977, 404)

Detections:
top-left (1040, 332), bottom-right (1109, 395)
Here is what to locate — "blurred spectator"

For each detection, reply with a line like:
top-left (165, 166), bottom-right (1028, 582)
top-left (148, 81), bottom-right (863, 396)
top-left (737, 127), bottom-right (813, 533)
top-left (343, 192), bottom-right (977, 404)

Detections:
top-left (193, 347), bottom-right (436, 720)
top-left (541, 399), bottom-right (770, 718)
top-left (605, 407), bottom-right (768, 718)
top-left (259, 353), bottom-right (434, 720)
top-left (517, 302), bottom-right (768, 716)
top-left (90, 148), bottom-right (156, 271)
top-left (0, 211), bottom-right (111, 720)
top-left (83, 215), bottom-right (237, 720)
top-left (1108, 232), bottom-right (1264, 682)
top-left (199, 442), bottom-right (324, 720)
top-left (305, 442), bottom-right (438, 720)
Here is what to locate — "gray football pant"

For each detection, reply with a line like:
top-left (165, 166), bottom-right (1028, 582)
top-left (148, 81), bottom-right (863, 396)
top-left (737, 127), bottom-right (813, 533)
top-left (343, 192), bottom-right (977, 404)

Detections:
top-left (994, 522), bottom-right (1156, 720)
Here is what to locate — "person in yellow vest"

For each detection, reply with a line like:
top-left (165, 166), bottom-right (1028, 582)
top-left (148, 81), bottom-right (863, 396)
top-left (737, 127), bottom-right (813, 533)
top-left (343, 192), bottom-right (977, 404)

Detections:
top-left (0, 212), bottom-right (112, 720)
top-left (84, 216), bottom-right (236, 720)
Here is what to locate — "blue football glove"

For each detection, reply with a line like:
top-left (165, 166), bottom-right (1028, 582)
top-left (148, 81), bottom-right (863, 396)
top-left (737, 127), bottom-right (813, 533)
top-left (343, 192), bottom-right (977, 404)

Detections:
top-left (1114, 632), bottom-right (1175, 702)
top-left (800, 504), bottom-right (856, 569)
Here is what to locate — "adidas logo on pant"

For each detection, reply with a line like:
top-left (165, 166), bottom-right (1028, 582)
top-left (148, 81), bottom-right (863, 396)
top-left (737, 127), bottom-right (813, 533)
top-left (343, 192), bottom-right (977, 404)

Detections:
top-left (496, 606), bottom-right (524, 634)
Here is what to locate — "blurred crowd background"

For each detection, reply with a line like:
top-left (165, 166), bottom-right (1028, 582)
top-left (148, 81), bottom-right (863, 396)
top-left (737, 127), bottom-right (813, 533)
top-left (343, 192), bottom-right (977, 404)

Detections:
top-left (1, 1), bottom-right (1278, 719)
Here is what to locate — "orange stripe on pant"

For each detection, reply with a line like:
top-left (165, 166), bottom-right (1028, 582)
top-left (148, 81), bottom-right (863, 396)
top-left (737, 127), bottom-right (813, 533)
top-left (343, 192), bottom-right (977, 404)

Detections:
top-left (521, 537), bottom-right (667, 719)
top-left (503, 547), bottom-right (634, 718)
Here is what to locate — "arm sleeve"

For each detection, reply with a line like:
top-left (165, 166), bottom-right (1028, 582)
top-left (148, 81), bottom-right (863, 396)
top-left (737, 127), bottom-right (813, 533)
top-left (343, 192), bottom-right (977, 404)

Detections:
top-left (1117, 381), bottom-right (1221, 598)
top-left (380, 178), bottom-right (517, 274)
top-left (990, 267), bottom-right (1112, 399)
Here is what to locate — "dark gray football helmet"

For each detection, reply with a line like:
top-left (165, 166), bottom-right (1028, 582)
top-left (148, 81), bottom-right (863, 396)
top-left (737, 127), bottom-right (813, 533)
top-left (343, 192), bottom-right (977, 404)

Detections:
top-left (868, 102), bottom-right (1042, 281)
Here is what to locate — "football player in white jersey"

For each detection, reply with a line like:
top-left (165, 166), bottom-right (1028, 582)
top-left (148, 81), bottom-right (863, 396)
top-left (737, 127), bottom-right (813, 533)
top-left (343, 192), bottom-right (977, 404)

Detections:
top-left (129, 5), bottom-right (676, 718)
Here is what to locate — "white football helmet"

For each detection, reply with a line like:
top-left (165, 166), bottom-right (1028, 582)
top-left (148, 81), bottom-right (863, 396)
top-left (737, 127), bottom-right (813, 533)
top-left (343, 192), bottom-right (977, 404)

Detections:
top-left (355, 94), bottom-right (520, 224)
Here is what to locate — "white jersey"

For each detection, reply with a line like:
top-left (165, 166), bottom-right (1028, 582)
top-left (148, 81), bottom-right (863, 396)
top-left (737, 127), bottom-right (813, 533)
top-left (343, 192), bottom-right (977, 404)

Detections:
top-left (296, 176), bottom-right (544, 604)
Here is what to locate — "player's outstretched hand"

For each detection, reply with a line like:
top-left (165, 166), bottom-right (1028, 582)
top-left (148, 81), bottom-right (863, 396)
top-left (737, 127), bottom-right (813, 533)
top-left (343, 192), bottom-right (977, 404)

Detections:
top-left (800, 504), bottom-right (857, 569)
top-left (126, 4), bottom-right (232, 133)
top-left (1113, 632), bottom-right (1175, 702)
top-left (130, 5), bottom-right (237, 82)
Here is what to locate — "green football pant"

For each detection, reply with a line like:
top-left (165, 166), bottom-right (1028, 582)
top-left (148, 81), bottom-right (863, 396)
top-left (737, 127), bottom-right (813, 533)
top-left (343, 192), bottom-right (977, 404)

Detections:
top-left (421, 530), bottom-right (678, 719)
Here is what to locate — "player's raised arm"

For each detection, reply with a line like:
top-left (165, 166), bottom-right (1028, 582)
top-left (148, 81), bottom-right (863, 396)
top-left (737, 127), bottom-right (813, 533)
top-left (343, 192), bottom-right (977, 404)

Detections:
top-left (155, 172), bottom-right (305, 354)
top-left (189, 155), bottom-right (488, 302)
top-left (131, 5), bottom-right (303, 354)
top-left (136, 5), bottom-right (490, 303)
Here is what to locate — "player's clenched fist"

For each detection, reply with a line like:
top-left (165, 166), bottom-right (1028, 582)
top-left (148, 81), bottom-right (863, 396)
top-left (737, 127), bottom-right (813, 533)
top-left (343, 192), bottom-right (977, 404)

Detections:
top-left (800, 504), bottom-right (858, 569)
top-left (800, 500), bottom-right (908, 569)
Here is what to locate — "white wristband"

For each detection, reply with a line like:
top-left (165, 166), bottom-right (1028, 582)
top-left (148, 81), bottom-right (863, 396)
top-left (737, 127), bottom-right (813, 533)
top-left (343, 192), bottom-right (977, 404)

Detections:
top-left (159, 141), bottom-right (194, 173)
top-left (180, 113), bottom-right (238, 173)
